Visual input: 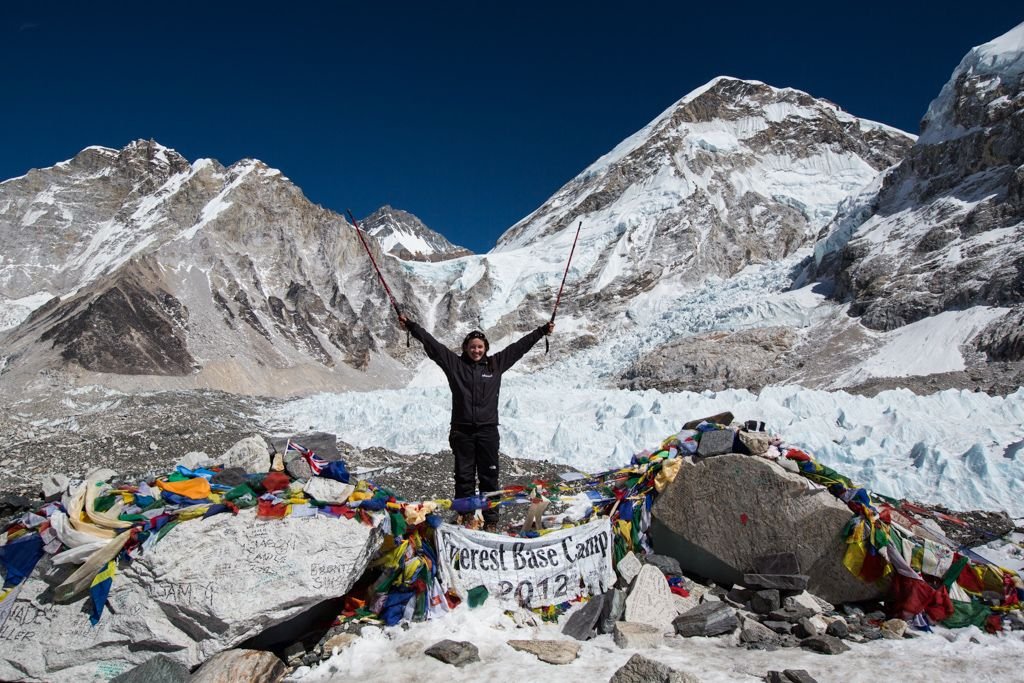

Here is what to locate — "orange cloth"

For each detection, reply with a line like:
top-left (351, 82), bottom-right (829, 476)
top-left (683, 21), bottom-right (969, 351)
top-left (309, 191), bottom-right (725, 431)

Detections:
top-left (155, 477), bottom-right (212, 500)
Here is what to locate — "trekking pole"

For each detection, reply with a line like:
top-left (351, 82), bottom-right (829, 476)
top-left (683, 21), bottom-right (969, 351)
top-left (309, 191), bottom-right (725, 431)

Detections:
top-left (546, 220), bottom-right (582, 353)
top-left (347, 209), bottom-right (409, 346)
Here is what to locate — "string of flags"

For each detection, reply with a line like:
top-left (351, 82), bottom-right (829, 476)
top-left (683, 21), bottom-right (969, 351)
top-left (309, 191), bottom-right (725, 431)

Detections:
top-left (1, 418), bottom-right (1021, 634)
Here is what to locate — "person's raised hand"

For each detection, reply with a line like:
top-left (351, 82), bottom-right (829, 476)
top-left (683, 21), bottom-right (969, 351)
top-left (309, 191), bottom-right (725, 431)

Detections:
top-left (544, 321), bottom-right (554, 335)
top-left (398, 314), bottom-right (409, 330)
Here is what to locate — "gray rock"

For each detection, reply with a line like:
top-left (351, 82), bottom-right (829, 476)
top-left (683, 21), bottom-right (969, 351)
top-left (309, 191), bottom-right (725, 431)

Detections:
top-left (599, 589), bottom-right (627, 634)
top-left (743, 574), bottom-right (810, 591)
top-left (750, 589), bottom-right (781, 615)
top-left (507, 639), bottom-right (580, 665)
top-left (220, 435), bottom-right (271, 474)
top-left (783, 591), bottom-right (829, 615)
top-left (40, 472), bottom-right (69, 499)
top-left (302, 477), bottom-right (354, 503)
top-left (609, 653), bottom-right (701, 683)
top-left (651, 455), bottom-right (884, 605)
top-left (644, 553), bottom-right (683, 577)
top-left (753, 552), bottom-right (801, 575)
top-left (109, 654), bottom-right (189, 683)
top-left (283, 641), bottom-right (306, 667)
top-left (617, 551), bottom-right (643, 585)
top-left (793, 616), bottom-right (823, 639)
top-left (425, 639), bottom-right (480, 667)
top-left (0, 510), bottom-right (382, 682)
top-left (563, 592), bottom-right (607, 641)
top-left (682, 412), bottom-right (735, 430)
top-left (190, 649), bottom-right (285, 683)
top-left (767, 671), bottom-right (819, 683)
top-left (697, 429), bottom-right (735, 457)
top-left (613, 621), bottom-right (665, 649)
top-left (673, 601), bottom-right (739, 637)
top-left (624, 564), bottom-right (677, 630)
top-left (800, 635), bottom-right (850, 655)
top-left (739, 617), bottom-right (781, 648)
top-left (285, 457), bottom-right (313, 481)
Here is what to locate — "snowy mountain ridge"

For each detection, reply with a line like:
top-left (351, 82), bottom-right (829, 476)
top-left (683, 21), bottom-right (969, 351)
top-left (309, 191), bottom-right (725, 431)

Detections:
top-left (360, 205), bottom-right (471, 262)
top-left (3, 21), bottom-right (1024, 400)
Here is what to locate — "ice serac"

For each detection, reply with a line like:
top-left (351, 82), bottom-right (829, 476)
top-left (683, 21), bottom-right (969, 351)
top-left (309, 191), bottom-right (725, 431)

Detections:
top-left (0, 512), bottom-right (383, 682)
top-left (815, 23), bottom-right (1024, 338)
top-left (650, 455), bottom-right (883, 605)
top-left (361, 205), bottom-right (472, 262)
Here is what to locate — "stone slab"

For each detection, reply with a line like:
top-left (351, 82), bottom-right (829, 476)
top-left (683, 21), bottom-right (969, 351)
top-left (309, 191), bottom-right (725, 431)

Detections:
top-left (0, 511), bottom-right (382, 682)
top-left (651, 455), bottom-right (884, 604)
top-left (623, 564), bottom-right (677, 629)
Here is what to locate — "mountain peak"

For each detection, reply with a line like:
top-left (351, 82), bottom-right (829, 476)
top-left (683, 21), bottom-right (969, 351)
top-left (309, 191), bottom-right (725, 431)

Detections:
top-left (361, 206), bottom-right (472, 262)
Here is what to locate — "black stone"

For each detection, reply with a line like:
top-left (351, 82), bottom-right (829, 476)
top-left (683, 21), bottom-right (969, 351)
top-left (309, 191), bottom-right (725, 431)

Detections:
top-left (562, 592), bottom-right (607, 641)
top-left (598, 589), bottom-right (626, 635)
top-left (800, 635), bottom-right (850, 655)
top-left (826, 620), bottom-right (849, 638)
top-left (110, 655), bottom-right (189, 683)
top-left (766, 673), bottom-right (788, 683)
top-left (0, 494), bottom-right (35, 518)
top-left (753, 552), bottom-right (801, 575)
top-left (743, 574), bottom-right (810, 591)
top-left (425, 639), bottom-right (480, 667)
top-left (727, 586), bottom-right (754, 605)
top-left (783, 670), bottom-right (820, 683)
top-left (673, 601), bottom-right (739, 637)
top-left (763, 620), bottom-right (794, 634)
top-left (751, 589), bottom-right (781, 615)
top-left (682, 412), bottom-right (734, 429)
top-left (697, 429), bottom-right (735, 457)
top-left (211, 466), bottom-right (248, 487)
top-left (860, 627), bottom-right (884, 641)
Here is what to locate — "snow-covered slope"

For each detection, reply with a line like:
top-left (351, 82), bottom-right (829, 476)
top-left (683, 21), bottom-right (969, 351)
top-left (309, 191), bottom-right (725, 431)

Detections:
top-left (814, 22), bottom-right (1024, 356)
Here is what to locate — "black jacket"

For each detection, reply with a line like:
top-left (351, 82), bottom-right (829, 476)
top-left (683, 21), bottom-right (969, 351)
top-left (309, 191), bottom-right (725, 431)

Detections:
top-left (406, 321), bottom-right (546, 428)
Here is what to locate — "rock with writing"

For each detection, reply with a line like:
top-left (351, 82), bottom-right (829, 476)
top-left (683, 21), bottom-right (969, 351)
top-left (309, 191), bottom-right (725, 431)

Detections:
top-left (651, 455), bottom-right (883, 604)
top-left (623, 564), bottom-right (677, 630)
top-left (617, 551), bottom-right (643, 585)
top-left (0, 511), bottom-right (382, 682)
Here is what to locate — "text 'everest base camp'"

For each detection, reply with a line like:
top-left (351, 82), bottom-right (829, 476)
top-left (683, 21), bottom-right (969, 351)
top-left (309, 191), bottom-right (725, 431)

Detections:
top-left (2, 19), bottom-right (1024, 683)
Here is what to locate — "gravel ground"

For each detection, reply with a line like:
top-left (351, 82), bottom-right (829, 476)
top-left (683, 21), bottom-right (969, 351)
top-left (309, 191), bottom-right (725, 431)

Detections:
top-left (0, 388), bottom-right (582, 530)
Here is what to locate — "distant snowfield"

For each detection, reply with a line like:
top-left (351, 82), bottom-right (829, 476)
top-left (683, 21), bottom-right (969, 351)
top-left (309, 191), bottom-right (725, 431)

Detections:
top-left (268, 380), bottom-right (1024, 515)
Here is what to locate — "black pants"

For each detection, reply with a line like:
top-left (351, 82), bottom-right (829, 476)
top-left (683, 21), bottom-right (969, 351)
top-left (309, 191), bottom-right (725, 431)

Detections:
top-left (449, 425), bottom-right (500, 524)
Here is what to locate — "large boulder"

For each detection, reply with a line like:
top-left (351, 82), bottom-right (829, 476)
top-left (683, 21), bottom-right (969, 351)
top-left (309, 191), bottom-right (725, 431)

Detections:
top-left (650, 455), bottom-right (882, 604)
top-left (0, 511), bottom-right (382, 682)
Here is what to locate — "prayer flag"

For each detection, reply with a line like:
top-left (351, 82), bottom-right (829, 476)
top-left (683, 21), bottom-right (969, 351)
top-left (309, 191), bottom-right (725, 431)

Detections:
top-left (89, 560), bottom-right (117, 625)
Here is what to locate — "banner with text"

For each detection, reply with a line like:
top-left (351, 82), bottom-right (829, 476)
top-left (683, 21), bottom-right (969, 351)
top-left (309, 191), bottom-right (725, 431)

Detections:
top-left (435, 518), bottom-right (615, 608)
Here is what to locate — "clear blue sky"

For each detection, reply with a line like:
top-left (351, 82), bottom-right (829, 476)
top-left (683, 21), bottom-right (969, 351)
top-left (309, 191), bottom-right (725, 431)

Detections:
top-left (2, 2), bottom-right (1020, 253)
